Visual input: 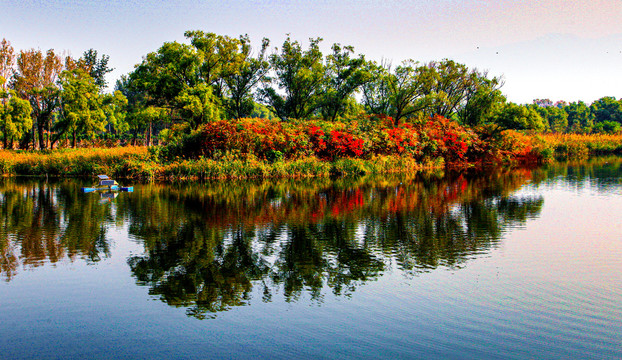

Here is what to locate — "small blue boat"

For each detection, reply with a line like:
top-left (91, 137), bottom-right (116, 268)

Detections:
top-left (81, 175), bottom-right (132, 193)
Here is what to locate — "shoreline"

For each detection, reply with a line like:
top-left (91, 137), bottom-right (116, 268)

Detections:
top-left (1, 132), bottom-right (622, 182)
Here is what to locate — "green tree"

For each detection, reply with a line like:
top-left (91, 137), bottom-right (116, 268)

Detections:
top-left (386, 60), bottom-right (433, 124)
top-left (361, 61), bottom-right (392, 116)
top-left (77, 49), bottom-right (114, 90)
top-left (590, 96), bottom-right (622, 125)
top-left (548, 107), bottom-right (569, 133)
top-left (56, 69), bottom-right (106, 147)
top-left (593, 120), bottom-right (621, 134)
top-left (457, 80), bottom-right (506, 127)
top-left (362, 60), bottom-right (435, 125)
top-left (12, 48), bottom-right (64, 149)
top-left (133, 106), bottom-right (168, 146)
top-left (175, 83), bottom-right (220, 129)
top-left (532, 103), bottom-right (568, 133)
top-left (222, 36), bottom-right (270, 119)
top-left (184, 30), bottom-right (245, 97)
top-left (565, 101), bottom-right (593, 133)
top-left (320, 43), bottom-right (370, 121)
top-left (493, 103), bottom-right (545, 132)
top-left (102, 90), bottom-right (129, 136)
top-left (0, 78), bottom-right (33, 149)
top-left (129, 41), bottom-right (199, 109)
top-left (260, 36), bottom-right (325, 120)
top-left (422, 60), bottom-right (505, 124)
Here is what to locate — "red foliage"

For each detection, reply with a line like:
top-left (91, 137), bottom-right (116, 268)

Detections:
top-left (330, 189), bottom-right (364, 217)
top-left (327, 130), bottom-right (365, 158)
top-left (179, 115), bottom-right (537, 167)
top-left (307, 125), bottom-right (327, 155)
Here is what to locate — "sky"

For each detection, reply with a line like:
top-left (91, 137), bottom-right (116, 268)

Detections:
top-left (2, 0), bottom-right (622, 104)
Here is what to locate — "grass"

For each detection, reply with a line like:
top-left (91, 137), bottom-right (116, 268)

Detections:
top-left (535, 133), bottom-right (622, 160)
top-left (0, 147), bottom-right (434, 181)
top-left (1, 133), bottom-right (621, 181)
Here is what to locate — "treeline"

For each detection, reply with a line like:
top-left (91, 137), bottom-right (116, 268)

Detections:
top-left (0, 39), bottom-right (124, 149)
top-left (1, 33), bottom-right (621, 150)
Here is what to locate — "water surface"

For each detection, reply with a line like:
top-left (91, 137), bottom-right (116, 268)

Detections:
top-left (1, 159), bottom-right (621, 359)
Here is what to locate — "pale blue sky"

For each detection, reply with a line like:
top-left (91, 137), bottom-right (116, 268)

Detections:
top-left (2, 0), bottom-right (621, 103)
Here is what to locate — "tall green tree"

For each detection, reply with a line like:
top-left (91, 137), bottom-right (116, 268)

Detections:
top-left (222, 36), bottom-right (270, 119)
top-left (56, 69), bottom-right (106, 147)
top-left (116, 74), bottom-right (165, 145)
top-left (361, 61), bottom-right (392, 117)
top-left (493, 103), bottom-right (545, 132)
top-left (532, 103), bottom-right (568, 133)
top-left (129, 41), bottom-right (199, 109)
top-left (133, 106), bottom-right (168, 146)
top-left (565, 101), bottom-right (593, 133)
top-left (260, 36), bottom-right (325, 120)
top-left (320, 43), bottom-right (370, 121)
top-left (0, 78), bottom-right (32, 149)
top-left (103, 90), bottom-right (129, 136)
top-left (426, 60), bottom-right (504, 122)
top-left (126, 41), bottom-right (202, 140)
top-left (457, 79), bottom-right (506, 127)
top-left (184, 30), bottom-right (245, 97)
top-left (77, 49), bottom-right (114, 90)
top-left (385, 60), bottom-right (433, 124)
top-left (11, 48), bottom-right (64, 149)
top-left (590, 96), bottom-right (622, 125)
top-left (175, 83), bottom-right (220, 129)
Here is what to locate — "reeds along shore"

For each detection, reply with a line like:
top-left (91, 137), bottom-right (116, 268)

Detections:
top-left (0, 118), bottom-right (621, 181)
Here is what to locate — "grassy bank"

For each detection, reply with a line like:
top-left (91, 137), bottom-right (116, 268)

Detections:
top-left (535, 134), bottom-right (622, 160)
top-left (0, 147), bottom-right (155, 179)
top-left (1, 132), bottom-right (621, 181)
top-left (0, 147), bottom-right (440, 181)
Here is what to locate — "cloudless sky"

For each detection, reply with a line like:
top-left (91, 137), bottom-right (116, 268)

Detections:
top-left (2, 0), bottom-right (621, 104)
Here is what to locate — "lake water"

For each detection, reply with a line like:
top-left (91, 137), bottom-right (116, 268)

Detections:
top-left (0, 159), bottom-right (621, 359)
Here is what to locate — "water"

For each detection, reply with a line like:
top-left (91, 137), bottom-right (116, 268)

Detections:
top-left (0, 159), bottom-right (621, 359)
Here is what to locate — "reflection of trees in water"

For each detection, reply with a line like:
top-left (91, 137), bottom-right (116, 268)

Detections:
top-left (128, 225), bottom-right (268, 319)
top-left (5, 158), bottom-right (618, 314)
top-left (123, 170), bottom-right (544, 319)
top-left (0, 179), bottom-right (112, 281)
top-left (531, 156), bottom-right (622, 192)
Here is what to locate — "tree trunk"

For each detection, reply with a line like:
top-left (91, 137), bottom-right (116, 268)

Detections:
top-left (46, 120), bottom-right (52, 149)
top-left (32, 122), bottom-right (38, 150)
top-left (19, 131), bottom-right (31, 150)
top-left (37, 115), bottom-right (46, 150)
top-left (72, 131), bottom-right (77, 148)
top-left (146, 121), bottom-right (152, 146)
top-left (38, 125), bottom-right (45, 150)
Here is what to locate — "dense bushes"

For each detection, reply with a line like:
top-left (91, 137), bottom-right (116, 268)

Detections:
top-left (2, 117), bottom-right (622, 181)
top-left (156, 115), bottom-right (529, 167)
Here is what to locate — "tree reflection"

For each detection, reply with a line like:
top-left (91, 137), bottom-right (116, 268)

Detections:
top-left (0, 179), bottom-right (113, 281)
top-left (122, 170), bottom-right (545, 318)
top-left (7, 159), bottom-right (618, 316)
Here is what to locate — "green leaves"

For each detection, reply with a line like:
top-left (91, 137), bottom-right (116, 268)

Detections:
top-left (494, 103), bottom-right (545, 132)
top-left (130, 41), bottom-right (200, 108)
top-left (58, 69), bottom-right (107, 146)
top-left (176, 83), bottom-right (220, 129)
top-left (260, 36), bottom-right (325, 120)
top-left (0, 89), bottom-right (32, 149)
top-left (321, 43), bottom-right (370, 121)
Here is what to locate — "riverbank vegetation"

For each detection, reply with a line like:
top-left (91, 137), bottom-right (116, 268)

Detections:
top-left (1, 33), bottom-right (622, 179)
top-left (0, 125), bottom-right (619, 180)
